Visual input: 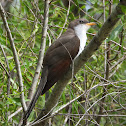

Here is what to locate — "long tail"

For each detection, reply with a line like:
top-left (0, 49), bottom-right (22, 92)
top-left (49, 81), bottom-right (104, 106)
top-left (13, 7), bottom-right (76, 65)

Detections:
top-left (23, 66), bottom-right (48, 125)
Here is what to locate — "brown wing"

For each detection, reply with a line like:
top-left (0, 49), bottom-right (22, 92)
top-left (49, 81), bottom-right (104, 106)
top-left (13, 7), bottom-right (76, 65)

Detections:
top-left (42, 28), bottom-right (80, 94)
top-left (43, 28), bottom-right (80, 66)
top-left (42, 59), bottom-right (70, 95)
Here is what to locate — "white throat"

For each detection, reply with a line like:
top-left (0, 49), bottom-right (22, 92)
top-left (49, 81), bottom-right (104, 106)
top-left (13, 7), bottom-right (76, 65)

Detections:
top-left (74, 24), bottom-right (90, 59)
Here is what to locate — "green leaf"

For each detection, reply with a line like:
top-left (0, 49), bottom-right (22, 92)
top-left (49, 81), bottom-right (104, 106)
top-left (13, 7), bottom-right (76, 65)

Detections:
top-left (107, 24), bottom-right (123, 42)
top-left (120, 5), bottom-right (126, 14)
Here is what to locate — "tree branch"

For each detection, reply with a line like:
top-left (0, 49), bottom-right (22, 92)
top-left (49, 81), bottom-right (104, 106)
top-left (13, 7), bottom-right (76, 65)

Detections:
top-left (27, 0), bottom-right (49, 105)
top-left (0, 3), bottom-right (27, 112)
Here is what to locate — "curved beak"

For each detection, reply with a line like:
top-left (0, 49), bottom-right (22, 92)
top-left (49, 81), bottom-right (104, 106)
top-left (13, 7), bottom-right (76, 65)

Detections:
top-left (86, 22), bottom-right (96, 26)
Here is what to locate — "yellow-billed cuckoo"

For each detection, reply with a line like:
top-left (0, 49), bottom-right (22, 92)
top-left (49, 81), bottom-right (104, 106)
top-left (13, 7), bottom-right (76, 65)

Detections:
top-left (24, 18), bottom-right (96, 120)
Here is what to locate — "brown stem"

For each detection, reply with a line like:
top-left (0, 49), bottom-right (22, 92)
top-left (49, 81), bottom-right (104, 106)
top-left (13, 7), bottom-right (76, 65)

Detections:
top-left (0, 3), bottom-right (27, 112)
top-left (27, 0), bottom-right (49, 106)
top-left (95, 0), bottom-right (113, 125)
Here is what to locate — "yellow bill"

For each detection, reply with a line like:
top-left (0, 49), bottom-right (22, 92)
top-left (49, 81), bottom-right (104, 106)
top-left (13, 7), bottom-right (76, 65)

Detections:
top-left (86, 22), bottom-right (96, 26)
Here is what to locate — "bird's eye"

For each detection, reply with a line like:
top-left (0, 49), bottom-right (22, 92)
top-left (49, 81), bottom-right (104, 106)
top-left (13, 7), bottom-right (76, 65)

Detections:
top-left (79, 20), bottom-right (84, 24)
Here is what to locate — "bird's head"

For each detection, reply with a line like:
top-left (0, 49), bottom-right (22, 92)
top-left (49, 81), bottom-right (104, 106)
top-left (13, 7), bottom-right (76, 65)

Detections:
top-left (68, 19), bottom-right (96, 33)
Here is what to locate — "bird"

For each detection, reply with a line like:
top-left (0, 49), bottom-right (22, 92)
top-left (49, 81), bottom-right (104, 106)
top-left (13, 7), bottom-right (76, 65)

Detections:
top-left (23, 18), bottom-right (96, 121)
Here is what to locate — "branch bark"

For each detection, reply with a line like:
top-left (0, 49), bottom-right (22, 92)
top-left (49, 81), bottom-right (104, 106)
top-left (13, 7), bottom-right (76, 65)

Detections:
top-left (32, 0), bottom-right (126, 125)
top-left (27, 0), bottom-right (49, 105)
top-left (0, 3), bottom-right (27, 112)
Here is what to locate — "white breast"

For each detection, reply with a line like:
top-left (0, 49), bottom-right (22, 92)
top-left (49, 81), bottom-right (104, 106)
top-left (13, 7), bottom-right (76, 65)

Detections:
top-left (74, 24), bottom-right (90, 59)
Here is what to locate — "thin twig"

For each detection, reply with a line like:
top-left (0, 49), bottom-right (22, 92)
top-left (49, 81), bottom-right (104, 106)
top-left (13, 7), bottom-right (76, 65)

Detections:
top-left (109, 53), bottom-right (126, 72)
top-left (70, 0), bottom-right (101, 24)
top-left (0, 61), bottom-right (10, 77)
top-left (75, 92), bottom-right (122, 126)
top-left (111, 40), bottom-right (126, 50)
top-left (58, 113), bottom-right (126, 117)
top-left (8, 107), bottom-right (23, 121)
top-left (95, 0), bottom-right (113, 125)
top-left (63, 104), bottom-right (72, 126)
top-left (57, 0), bottom-right (71, 38)
top-left (27, 0), bottom-right (49, 105)
top-left (0, 42), bottom-right (11, 118)
top-left (0, 3), bottom-right (27, 112)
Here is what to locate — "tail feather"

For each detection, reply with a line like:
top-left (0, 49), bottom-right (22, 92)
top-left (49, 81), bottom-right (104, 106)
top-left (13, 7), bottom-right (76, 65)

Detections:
top-left (23, 66), bottom-right (48, 123)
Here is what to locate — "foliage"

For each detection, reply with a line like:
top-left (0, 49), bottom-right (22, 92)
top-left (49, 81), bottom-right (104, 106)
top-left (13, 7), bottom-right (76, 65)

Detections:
top-left (0, 0), bottom-right (126, 125)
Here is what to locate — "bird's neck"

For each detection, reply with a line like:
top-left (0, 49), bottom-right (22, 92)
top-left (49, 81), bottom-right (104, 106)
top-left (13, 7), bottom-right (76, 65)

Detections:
top-left (74, 24), bottom-right (87, 40)
top-left (74, 25), bottom-right (88, 58)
